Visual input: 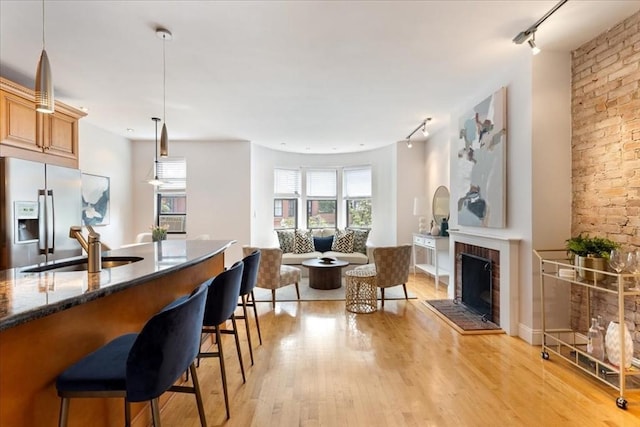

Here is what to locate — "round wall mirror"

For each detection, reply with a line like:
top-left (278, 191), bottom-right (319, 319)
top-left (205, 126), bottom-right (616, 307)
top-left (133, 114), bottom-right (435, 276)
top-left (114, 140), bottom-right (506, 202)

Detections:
top-left (432, 186), bottom-right (450, 225)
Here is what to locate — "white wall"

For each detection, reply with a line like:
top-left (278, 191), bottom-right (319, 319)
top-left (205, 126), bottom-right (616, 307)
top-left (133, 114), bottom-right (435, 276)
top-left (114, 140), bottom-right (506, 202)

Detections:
top-left (424, 126), bottom-right (451, 225)
top-left (78, 121), bottom-right (133, 249)
top-left (531, 51), bottom-right (573, 334)
top-left (250, 143), bottom-right (412, 248)
top-left (397, 139), bottom-right (425, 245)
top-left (434, 48), bottom-right (572, 343)
top-left (131, 140), bottom-right (251, 265)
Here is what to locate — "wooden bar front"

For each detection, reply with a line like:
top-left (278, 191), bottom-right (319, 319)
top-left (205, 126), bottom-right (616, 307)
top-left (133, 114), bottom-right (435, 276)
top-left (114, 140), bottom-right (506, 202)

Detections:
top-left (0, 251), bottom-right (224, 427)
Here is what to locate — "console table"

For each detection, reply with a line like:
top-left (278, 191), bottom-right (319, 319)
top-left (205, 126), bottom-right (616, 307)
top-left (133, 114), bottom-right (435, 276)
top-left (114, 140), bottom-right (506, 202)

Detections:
top-left (412, 233), bottom-right (449, 289)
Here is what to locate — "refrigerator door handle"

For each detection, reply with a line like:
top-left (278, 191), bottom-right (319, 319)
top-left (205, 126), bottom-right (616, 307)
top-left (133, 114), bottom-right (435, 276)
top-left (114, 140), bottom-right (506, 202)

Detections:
top-left (38, 190), bottom-right (47, 255)
top-left (47, 189), bottom-right (55, 254)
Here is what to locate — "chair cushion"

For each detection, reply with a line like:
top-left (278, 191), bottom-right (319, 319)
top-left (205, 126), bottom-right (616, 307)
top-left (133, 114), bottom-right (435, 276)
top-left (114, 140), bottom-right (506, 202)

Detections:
top-left (56, 334), bottom-right (137, 393)
top-left (331, 229), bottom-right (354, 253)
top-left (354, 263), bottom-right (376, 273)
top-left (294, 229), bottom-right (315, 253)
top-left (276, 230), bottom-right (295, 253)
top-left (280, 265), bottom-right (301, 285)
top-left (313, 236), bottom-right (334, 252)
top-left (348, 228), bottom-right (370, 255)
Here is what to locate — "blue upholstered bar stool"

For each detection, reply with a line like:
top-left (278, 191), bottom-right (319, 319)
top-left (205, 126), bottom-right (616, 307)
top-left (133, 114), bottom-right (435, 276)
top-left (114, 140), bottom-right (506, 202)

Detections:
top-left (198, 260), bottom-right (245, 419)
top-left (55, 283), bottom-right (209, 427)
top-left (237, 249), bottom-right (262, 365)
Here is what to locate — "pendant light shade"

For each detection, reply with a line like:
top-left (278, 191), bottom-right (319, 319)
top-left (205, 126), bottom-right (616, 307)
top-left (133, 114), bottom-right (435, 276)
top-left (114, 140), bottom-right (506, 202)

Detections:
top-left (160, 122), bottom-right (169, 157)
top-left (35, 0), bottom-right (54, 114)
top-left (35, 49), bottom-right (54, 113)
top-left (156, 28), bottom-right (172, 157)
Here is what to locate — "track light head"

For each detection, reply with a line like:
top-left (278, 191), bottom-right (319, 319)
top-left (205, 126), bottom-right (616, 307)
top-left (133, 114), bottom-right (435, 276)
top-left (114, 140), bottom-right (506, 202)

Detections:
top-left (406, 138), bottom-right (413, 149)
top-left (528, 34), bottom-right (541, 55)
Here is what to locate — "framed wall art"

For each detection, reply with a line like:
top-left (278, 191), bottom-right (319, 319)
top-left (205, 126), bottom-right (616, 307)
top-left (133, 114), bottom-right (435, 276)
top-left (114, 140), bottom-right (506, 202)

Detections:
top-left (455, 87), bottom-right (507, 228)
top-left (81, 173), bottom-right (110, 226)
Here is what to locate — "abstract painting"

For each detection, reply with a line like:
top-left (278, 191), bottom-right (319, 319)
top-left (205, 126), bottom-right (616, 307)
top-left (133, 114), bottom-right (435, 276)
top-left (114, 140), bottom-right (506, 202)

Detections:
top-left (455, 87), bottom-right (507, 228)
top-left (82, 173), bottom-right (110, 226)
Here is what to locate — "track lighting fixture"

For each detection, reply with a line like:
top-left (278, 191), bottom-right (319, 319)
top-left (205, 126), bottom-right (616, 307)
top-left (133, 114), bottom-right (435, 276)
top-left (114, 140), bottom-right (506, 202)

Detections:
top-left (35, 0), bottom-right (54, 113)
top-left (528, 32), bottom-right (541, 55)
top-left (512, 0), bottom-right (568, 55)
top-left (405, 117), bottom-right (432, 148)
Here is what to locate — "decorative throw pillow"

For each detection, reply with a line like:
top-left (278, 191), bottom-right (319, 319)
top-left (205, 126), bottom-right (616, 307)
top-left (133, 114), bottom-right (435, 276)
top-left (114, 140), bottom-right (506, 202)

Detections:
top-left (313, 236), bottom-right (334, 253)
top-left (294, 229), bottom-right (315, 253)
top-left (331, 229), bottom-right (355, 253)
top-left (276, 230), bottom-right (295, 253)
top-left (348, 228), bottom-right (370, 255)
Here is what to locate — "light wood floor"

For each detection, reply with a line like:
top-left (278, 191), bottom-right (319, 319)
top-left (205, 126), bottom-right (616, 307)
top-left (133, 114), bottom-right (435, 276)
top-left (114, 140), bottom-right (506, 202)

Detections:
top-left (160, 273), bottom-right (640, 426)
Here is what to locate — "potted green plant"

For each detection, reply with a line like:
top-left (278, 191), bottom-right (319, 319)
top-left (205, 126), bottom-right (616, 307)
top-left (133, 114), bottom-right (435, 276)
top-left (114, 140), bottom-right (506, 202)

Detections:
top-left (565, 234), bottom-right (619, 280)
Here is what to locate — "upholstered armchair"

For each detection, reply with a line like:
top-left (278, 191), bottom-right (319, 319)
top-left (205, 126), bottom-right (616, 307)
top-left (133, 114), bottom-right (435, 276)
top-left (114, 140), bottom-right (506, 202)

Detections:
top-left (243, 247), bottom-right (301, 308)
top-left (355, 245), bottom-right (412, 307)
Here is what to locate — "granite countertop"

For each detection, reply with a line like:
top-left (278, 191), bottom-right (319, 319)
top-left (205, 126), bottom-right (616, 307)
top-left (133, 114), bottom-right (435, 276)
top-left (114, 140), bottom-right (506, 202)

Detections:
top-left (0, 240), bottom-right (234, 331)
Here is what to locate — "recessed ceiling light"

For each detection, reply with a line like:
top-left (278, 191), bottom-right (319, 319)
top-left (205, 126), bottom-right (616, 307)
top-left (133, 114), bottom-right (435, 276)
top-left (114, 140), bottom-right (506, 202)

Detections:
top-left (126, 128), bottom-right (134, 132)
top-left (79, 106), bottom-right (89, 112)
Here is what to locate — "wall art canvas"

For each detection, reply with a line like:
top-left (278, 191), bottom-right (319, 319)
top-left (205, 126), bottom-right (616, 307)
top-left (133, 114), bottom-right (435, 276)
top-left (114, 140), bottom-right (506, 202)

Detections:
top-left (455, 87), bottom-right (507, 228)
top-left (82, 173), bottom-right (110, 226)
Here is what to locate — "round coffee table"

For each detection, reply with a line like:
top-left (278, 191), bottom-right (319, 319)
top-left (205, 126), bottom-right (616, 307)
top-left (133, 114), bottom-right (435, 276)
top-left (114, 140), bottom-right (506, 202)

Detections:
top-left (302, 258), bottom-right (349, 289)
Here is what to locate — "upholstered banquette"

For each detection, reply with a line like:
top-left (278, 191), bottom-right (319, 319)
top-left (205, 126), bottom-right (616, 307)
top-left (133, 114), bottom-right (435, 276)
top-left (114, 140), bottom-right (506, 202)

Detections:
top-left (276, 228), bottom-right (371, 267)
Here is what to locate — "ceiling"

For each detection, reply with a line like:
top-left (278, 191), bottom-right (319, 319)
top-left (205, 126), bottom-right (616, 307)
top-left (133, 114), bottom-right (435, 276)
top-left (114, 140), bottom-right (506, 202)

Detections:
top-left (1, 1), bottom-right (638, 154)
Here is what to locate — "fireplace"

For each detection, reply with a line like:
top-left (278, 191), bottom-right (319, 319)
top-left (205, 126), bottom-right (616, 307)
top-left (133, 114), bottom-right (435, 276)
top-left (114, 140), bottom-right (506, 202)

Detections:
top-left (449, 230), bottom-right (519, 335)
top-left (461, 253), bottom-right (492, 320)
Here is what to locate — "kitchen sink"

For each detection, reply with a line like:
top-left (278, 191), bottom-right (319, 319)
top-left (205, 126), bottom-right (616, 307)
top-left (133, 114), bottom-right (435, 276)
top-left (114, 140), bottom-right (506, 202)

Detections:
top-left (22, 256), bottom-right (144, 273)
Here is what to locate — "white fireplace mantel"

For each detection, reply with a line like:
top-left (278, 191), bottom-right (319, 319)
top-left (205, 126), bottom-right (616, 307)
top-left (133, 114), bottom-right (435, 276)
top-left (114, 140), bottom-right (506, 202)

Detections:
top-left (448, 230), bottom-right (521, 336)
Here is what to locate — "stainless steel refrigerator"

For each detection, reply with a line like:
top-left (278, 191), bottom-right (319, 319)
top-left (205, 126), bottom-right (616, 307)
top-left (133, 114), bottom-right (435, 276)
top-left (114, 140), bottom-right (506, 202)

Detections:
top-left (1, 157), bottom-right (83, 270)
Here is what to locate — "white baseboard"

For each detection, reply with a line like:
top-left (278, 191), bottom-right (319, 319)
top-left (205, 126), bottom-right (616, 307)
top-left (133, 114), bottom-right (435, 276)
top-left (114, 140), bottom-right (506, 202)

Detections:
top-left (518, 323), bottom-right (543, 345)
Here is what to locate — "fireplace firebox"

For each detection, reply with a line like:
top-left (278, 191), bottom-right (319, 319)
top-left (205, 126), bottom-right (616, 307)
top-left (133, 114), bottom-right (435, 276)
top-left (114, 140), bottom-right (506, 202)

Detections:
top-left (461, 253), bottom-right (493, 320)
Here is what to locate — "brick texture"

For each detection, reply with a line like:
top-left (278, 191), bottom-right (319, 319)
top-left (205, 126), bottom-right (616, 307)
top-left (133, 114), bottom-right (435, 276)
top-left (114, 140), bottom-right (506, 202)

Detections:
top-left (571, 11), bottom-right (640, 357)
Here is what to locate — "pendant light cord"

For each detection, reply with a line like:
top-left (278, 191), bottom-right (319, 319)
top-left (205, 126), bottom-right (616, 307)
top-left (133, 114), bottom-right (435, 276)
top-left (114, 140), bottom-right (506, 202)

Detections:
top-left (41, 0), bottom-right (46, 49)
top-left (162, 35), bottom-right (166, 122)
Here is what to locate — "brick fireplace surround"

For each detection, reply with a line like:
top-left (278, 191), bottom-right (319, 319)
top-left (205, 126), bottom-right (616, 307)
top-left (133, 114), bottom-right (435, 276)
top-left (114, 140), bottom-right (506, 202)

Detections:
top-left (448, 230), bottom-right (520, 335)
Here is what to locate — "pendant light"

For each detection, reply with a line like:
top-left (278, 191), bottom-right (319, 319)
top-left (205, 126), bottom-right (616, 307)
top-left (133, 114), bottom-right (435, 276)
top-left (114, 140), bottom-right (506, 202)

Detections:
top-left (35, 0), bottom-right (54, 113)
top-left (148, 117), bottom-right (164, 186)
top-left (156, 28), bottom-right (172, 157)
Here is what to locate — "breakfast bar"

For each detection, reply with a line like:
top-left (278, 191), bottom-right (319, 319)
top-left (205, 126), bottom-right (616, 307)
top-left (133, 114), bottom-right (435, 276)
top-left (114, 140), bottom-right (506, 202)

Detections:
top-left (0, 239), bottom-right (234, 427)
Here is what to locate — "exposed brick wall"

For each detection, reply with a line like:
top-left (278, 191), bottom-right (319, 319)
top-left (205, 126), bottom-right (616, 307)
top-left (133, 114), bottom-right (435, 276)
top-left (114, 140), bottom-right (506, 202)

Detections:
top-left (572, 10), bottom-right (640, 243)
top-left (571, 11), bottom-right (640, 357)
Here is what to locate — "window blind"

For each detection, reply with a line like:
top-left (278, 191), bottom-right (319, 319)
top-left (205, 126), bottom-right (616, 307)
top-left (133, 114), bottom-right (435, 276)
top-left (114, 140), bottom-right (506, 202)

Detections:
top-left (306, 169), bottom-right (337, 197)
top-left (157, 157), bottom-right (186, 191)
top-left (274, 168), bottom-right (300, 196)
top-left (344, 167), bottom-right (371, 198)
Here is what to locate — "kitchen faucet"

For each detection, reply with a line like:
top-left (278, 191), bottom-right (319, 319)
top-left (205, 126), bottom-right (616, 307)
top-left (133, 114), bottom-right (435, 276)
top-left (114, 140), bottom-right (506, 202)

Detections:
top-left (69, 226), bottom-right (102, 273)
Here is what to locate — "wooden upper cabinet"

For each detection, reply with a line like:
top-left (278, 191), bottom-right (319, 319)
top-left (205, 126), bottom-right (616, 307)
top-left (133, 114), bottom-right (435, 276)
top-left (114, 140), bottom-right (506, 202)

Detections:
top-left (0, 77), bottom-right (85, 168)
top-left (42, 107), bottom-right (80, 160)
top-left (0, 89), bottom-right (39, 152)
